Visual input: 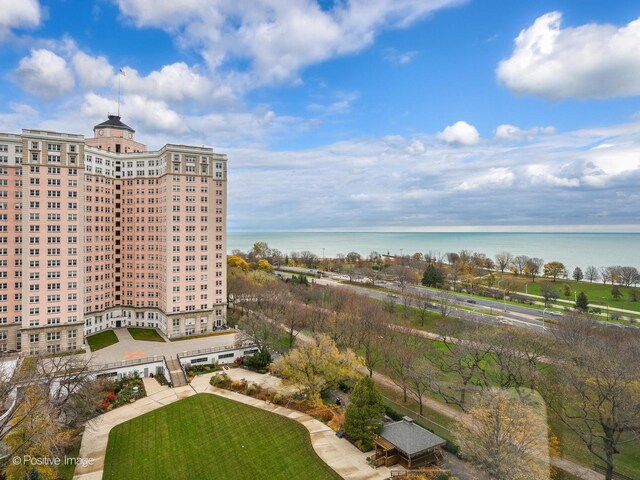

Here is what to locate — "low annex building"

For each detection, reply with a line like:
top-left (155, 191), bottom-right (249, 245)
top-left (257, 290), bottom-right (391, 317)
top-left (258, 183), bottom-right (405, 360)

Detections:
top-left (373, 416), bottom-right (446, 469)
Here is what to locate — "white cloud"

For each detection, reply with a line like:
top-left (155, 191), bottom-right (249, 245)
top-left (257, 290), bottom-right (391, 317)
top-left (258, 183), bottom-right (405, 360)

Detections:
top-left (383, 48), bottom-right (419, 65)
top-left (456, 167), bottom-right (514, 191)
top-left (495, 123), bottom-right (555, 141)
top-left (14, 49), bottom-right (75, 98)
top-left (406, 139), bottom-right (426, 155)
top-left (115, 0), bottom-right (465, 86)
top-left (525, 164), bottom-right (580, 187)
top-left (72, 52), bottom-right (115, 89)
top-left (308, 91), bottom-right (359, 115)
top-left (119, 63), bottom-right (233, 104)
top-left (0, 0), bottom-right (41, 40)
top-left (498, 12), bottom-right (640, 99)
top-left (437, 120), bottom-right (480, 145)
top-left (81, 92), bottom-right (186, 134)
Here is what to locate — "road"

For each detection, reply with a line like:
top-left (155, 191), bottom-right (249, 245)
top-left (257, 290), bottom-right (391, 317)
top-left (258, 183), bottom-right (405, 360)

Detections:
top-left (276, 267), bottom-right (635, 332)
top-left (276, 267), bottom-right (548, 331)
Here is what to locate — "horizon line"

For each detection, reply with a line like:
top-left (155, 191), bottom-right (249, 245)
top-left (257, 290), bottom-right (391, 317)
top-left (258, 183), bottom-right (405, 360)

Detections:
top-left (228, 224), bottom-right (640, 234)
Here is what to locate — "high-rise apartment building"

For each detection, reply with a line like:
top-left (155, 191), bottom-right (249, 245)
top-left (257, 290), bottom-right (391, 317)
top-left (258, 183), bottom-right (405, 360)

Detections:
top-left (0, 116), bottom-right (227, 355)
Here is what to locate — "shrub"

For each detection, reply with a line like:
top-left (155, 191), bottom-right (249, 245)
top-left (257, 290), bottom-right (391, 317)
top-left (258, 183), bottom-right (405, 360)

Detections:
top-left (338, 380), bottom-right (352, 393)
top-left (105, 391), bottom-right (116, 402)
top-left (245, 383), bottom-right (260, 396)
top-left (384, 405), bottom-right (403, 421)
top-left (273, 393), bottom-right (288, 405)
top-left (209, 372), bottom-right (232, 388)
top-left (445, 439), bottom-right (459, 455)
top-left (244, 349), bottom-right (271, 371)
top-left (234, 356), bottom-right (245, 366)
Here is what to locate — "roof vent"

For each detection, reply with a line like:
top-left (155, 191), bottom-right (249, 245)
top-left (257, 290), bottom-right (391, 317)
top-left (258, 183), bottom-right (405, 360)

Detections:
top-left (402, 416), bottom-right (414, 424)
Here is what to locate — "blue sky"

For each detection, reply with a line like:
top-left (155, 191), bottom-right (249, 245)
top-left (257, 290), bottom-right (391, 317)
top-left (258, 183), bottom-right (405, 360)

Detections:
top-left (1, 0), bottom-right (640, 231)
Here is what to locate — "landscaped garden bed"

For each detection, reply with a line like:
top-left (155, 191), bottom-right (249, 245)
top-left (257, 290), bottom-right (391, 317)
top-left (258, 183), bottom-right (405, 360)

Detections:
top-left (100, 373), bottom-right (146, 411)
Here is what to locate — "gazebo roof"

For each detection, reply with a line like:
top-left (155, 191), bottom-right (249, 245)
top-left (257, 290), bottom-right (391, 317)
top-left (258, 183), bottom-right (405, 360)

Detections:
top-left (378, 417), bottom-right (446, 456)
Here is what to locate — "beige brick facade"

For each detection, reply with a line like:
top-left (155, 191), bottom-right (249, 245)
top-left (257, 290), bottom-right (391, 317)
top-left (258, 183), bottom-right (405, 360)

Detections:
top-left (0, 116), bottom-right (227, 355)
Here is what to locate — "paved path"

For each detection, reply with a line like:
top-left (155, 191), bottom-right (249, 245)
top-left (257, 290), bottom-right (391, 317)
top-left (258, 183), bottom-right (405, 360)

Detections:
top-left (222, 367), bottom-right (299, 394)
top-left (74, 371), bottom-right (390, 480)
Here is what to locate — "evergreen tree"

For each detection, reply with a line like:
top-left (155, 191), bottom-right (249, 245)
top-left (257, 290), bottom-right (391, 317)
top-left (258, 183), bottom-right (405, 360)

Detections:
top-left (343, 376), bottom-right (385, 450)
top-left (572, 266), bottom-right (584, 282)
top-left (576, 291), bottom-right (589, 311)
top-left (421, 263), bottom-right (444, 287)
top-left (28, 467), bottom-right (43, 480)
top-left (611, 285), bottom-right (623, 300)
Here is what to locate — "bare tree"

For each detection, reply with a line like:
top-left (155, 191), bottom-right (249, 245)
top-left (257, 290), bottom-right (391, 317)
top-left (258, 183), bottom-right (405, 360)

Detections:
top-left (0, 354), bottom-right (103, 468)
top-left (446, 252), bottom-right (460, 266)
top-left (585, 265), bottom-right (599, 283)
top-left (427, 325), bottom-right (492, 411)
top-left (354, 300), bottom-right (388, 377)
top-left (494, 252), bottom-right (513, 273)
top-left (407, 356), bottom-right (435, 416)
top-left (389, 266), bottom-right (419, 317)
top-left (487, 328), bottom-right (550, 400)
top-left (544, 316), bottom-right (640, 480)
top-left (414, 292), bottom-right (434, 328)
top-left (599, 266), bottom-right (611, 285)
top-left (281, 302), bottom-right (307, 349)
top-left (511, 255), bottom-right (529, 276)
top-left (384, 332), bottom-right (417, 403)
top-left (437, 290), bottom-right (457, 321)
top-left (620, 266), bottom-right (639, 287)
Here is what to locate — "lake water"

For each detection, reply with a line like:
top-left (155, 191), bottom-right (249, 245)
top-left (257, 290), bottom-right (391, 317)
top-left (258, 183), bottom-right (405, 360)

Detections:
top-left (228, 232), bottom-right (640, 271)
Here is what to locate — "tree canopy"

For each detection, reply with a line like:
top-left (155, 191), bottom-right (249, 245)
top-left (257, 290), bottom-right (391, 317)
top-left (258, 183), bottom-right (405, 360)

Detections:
top-left (421, 263), bottom-right (444, 287)
top-left (343, 376), bottom-right (385, 451)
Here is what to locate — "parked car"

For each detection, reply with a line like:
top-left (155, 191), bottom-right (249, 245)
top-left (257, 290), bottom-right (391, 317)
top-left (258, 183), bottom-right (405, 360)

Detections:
top-left (466, 299), bottom-right (477, 304)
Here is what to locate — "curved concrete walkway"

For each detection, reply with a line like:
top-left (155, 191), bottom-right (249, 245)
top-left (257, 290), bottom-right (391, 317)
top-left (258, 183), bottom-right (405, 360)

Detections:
top-left (74, 372), bottom-right (390, 480)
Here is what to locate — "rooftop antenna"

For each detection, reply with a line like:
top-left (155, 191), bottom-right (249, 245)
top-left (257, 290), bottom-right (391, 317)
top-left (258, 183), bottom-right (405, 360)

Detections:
top-left (117, 68), bottom-right (126, 117)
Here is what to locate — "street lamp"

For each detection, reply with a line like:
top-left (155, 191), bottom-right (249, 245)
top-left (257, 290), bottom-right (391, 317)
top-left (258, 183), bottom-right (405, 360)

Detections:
top-left (503, 288), bottom-right (507, 312)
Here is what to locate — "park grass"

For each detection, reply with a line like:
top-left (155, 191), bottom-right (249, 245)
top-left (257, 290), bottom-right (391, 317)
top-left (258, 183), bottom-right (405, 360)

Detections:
top-left (493, 273), bottom-right (640, 312)
top-left (127, 327), bottom-right (165, 342)
top-left (103, 393), bottom-right (341, 480)
top-left (548, 410), bottom-right (640, 479)
top-left (86, 330), bottom-right (119, 351)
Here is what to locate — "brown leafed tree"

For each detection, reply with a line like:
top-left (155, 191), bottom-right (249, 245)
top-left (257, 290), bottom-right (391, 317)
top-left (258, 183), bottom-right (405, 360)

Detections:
top-left (455, 389), bottom-right (550, 480)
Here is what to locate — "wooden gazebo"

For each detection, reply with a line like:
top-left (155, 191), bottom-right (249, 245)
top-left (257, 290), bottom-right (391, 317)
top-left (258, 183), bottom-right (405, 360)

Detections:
top-left (373, 417), bottom-right (445, 469)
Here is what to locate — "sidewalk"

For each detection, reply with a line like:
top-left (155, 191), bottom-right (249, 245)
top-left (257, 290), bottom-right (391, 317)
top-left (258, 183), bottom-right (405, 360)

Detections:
top-left (74, 371), bottom-right (390, 480)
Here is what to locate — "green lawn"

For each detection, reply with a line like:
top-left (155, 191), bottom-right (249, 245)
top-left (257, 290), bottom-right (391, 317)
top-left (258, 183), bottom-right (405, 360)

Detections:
top-left (127, 328), bottom-right (165, 342)
top-left (492, 273), bottom-right (640, 313)
top-left (86, 330), bottom-right (119, 351)
top-left (103, 394), bottom-right (341, 480)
